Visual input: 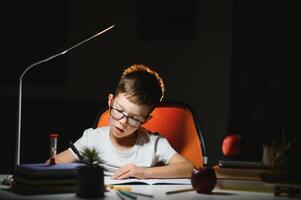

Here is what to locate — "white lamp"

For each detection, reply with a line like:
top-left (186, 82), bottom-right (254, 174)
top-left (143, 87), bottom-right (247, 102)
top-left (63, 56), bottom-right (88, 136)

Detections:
top-left (16, 25), bottom-right (115, 166)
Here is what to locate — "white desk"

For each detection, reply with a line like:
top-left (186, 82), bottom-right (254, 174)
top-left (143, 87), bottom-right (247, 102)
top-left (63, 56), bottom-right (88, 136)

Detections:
top-left (0, 175), bottom-right (288, 200)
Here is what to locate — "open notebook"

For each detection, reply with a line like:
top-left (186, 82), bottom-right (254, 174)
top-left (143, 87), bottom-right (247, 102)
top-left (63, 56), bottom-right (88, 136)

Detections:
top-left (105, 176), bottom-right (191, 185)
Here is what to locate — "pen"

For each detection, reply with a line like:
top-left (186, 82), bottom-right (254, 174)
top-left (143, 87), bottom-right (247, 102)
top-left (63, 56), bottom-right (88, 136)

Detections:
top-left (123, 191), bottom-right (154, 198)
top-left (165, 188), bottom-right (194, 195)
top-left (118, 190), bottom-right (137, 200)
top-left (107, 185), bottom-right (132, 191)
top-left (69, 141), bottom-right (85, 161)
top-left (116, 191), bottom-right (126, 200)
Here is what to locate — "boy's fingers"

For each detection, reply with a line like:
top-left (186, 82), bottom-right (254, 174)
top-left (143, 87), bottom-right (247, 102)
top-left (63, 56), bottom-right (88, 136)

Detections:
top-left (113, 166), bottom-right (130, 179)
top-left (116, 171), bottom-right (132, 180)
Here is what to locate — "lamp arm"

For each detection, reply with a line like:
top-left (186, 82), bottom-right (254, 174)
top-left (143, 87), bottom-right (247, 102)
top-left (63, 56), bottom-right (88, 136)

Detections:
top-left (15, 24), bottom-right (115, 166)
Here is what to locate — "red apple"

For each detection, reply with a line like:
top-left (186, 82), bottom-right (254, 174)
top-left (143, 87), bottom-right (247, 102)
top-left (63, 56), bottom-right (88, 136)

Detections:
top-left (191, 167), bottom-right (217, 194)
top-left (222, 134), bottom-right (244, 158)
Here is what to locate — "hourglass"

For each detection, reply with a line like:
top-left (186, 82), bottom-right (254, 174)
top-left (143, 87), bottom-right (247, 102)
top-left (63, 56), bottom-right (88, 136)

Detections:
top-left (49, 133), bottom-right (59, 165)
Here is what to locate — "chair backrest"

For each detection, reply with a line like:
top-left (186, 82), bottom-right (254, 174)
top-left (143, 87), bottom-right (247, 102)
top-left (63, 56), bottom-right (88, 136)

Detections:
top-left (94, 101), bottom-right (207, 168)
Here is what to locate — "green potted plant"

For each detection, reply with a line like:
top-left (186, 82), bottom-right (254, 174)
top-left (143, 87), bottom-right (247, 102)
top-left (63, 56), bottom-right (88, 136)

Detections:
top-left (76, 147), bottom-right (104, 198)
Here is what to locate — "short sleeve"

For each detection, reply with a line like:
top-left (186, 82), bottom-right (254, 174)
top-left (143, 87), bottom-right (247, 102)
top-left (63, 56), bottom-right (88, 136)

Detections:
top-left (155, 135), bottom-right (177, 164)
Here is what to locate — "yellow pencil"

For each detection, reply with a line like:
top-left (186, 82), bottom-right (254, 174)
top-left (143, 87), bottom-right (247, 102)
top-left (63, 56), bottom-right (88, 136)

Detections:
top-left (107, 185), bottom-right (132, 191)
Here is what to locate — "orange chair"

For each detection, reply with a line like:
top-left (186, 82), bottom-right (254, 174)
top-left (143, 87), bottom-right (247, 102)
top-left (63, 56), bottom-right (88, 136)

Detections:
top-left (93, 101), bottom-right (207, 168)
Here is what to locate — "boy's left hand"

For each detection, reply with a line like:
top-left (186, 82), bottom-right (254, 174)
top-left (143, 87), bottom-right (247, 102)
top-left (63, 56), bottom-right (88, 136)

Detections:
top-left (112, 163), bottom-right (148, 180)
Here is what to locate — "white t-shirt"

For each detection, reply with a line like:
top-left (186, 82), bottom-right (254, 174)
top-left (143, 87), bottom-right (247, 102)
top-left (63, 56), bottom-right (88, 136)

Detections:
top-left (69, 126), bottom-right (177, 176)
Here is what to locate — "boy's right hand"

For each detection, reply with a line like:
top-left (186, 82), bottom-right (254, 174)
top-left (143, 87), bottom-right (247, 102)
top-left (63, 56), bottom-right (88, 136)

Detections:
top-left (112, 163), bottom-right (149, 180)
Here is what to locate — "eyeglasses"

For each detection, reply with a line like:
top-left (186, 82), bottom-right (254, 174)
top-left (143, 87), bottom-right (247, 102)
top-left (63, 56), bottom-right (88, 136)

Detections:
top-left (109, 106), bottom-right (146, 128)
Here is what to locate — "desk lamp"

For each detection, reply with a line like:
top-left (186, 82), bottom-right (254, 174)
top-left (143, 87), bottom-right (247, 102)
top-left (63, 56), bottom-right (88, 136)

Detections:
top-left (15, 25), bottom-right (115, 166)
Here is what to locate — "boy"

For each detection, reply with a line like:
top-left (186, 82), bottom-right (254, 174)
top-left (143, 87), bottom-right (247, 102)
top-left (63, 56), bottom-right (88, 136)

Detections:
top-left (50, 64), bottom-right (194, 179)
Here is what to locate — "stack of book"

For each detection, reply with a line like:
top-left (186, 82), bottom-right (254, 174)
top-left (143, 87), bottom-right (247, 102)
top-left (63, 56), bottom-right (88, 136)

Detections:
top-left (214, 159), bottom-right (273, 192)
top-left (12, 163), bottom-right (84, 194)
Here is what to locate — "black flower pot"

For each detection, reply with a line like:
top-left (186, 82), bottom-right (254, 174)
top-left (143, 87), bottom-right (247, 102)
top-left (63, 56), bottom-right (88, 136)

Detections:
top-left (76, 166), bottom-right (105, 198)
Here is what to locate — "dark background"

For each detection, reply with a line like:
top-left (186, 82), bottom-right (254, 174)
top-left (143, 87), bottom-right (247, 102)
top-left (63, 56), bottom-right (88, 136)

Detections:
top-left (0, 0), bottom-right (300, 173)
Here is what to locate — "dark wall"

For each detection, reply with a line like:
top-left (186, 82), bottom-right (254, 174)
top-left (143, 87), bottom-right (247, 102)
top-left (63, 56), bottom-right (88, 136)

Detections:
top-left (1, 0), bottom-right (234, 173)
top-left (0, 2), bottom-right (69, 86)
top-left (2, 1), bottom-right (300, 174)
top-left (229, 0), bottom-right (301, 158)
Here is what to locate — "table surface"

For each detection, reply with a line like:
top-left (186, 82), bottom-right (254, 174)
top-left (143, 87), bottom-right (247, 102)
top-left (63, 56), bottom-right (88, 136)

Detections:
top-left (0, 175), bottom-right (288, 200)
